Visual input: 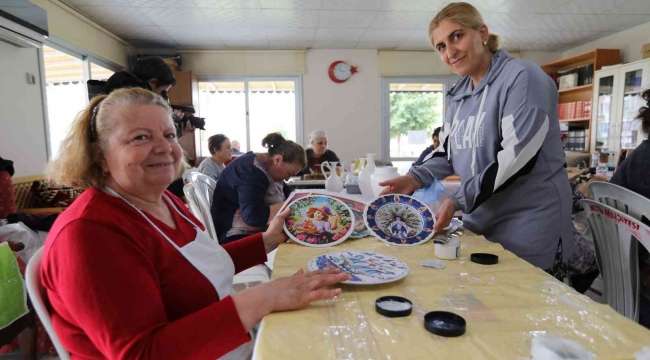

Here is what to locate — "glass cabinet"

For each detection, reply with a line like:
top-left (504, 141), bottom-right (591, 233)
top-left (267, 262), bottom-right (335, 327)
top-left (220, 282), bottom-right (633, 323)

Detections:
top-left (592, 58), bottom-right (650, 163)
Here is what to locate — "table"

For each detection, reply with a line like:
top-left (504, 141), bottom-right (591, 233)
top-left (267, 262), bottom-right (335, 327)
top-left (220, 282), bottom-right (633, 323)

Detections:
top-left (286, 179), bottom-right (326, 189)
top-left (567, 167), bottom-right (589, 182)
top-left (254, 233), bottom-right (650, 359)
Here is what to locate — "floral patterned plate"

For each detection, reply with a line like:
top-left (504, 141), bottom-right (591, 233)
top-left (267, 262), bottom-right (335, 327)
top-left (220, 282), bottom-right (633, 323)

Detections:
top-left (307, 250), bottom-right (409, 285)
top-left (283, 195), bottom-right (354, 247)
top-left (364, 194), bottom-right (435, 246)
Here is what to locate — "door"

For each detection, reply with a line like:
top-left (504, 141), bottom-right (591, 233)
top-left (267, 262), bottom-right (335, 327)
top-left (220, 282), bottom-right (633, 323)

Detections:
top-left (616, 60), bottom-right (650, 157)
top-left (591, 69), bottom-right (619, 161)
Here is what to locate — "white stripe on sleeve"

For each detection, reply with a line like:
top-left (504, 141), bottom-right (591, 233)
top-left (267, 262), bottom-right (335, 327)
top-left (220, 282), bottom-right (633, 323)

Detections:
top-left (493, 114), bottom-right (549, 191)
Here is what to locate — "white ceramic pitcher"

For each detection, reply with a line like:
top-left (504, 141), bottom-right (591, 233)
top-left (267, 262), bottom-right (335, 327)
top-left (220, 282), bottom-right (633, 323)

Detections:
top-left (358, 154), bottom-right (376, 200)
top-left (321, 161), bottom-right (343, 193)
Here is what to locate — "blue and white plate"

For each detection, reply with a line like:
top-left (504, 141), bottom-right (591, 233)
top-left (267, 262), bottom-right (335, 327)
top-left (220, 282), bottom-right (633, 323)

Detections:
top-left (307, 250), bottom-right (409, 285)
top-left (364, 194), bottom-right (435, 246)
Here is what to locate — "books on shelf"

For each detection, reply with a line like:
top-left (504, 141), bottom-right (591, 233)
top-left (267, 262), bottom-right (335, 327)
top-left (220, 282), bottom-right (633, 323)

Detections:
top-left (558, 100), bottom-right (592, 121)
top-left (562, 129), bottom-right (588, 152)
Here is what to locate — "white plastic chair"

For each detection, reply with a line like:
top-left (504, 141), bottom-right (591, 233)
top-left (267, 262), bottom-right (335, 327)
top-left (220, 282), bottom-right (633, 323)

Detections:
top-left (590, 182), bottom-right (650, 222)
top-left (25, 248), bottom-right (71, 360)
top-left (580, 199), bottom-right (650, 322)
top-left (188, 172), bottom-right (217, 208)
top-left (183, 183), bottom-right (218, 241)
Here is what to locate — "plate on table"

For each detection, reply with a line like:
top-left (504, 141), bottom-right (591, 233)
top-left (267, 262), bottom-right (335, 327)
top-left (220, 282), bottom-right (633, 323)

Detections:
top-left (364, 194), bottom-right (435, 246)
top-left (283, 195), bottom-right (354, 247)
top-left (307, 250), bottom-right (409, 285)
top-left (444, 218), bottom-right (463, 233)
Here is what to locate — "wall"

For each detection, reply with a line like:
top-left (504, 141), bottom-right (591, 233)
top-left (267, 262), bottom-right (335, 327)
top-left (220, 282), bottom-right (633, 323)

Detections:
top-left (303, 49), bottom-right (381, 163)
top-left (518, 51), bottom-right (562, 66)
top-left (0, 42), bottom-right (48, 177)
top-left (378, 51), bottom-right (453, 76)
top-left (30, 0), bottom-right (129, 67)
top-left (563, 21), bottom-right (650, 64)
top-left (181, 50), bottom-right (305, 76)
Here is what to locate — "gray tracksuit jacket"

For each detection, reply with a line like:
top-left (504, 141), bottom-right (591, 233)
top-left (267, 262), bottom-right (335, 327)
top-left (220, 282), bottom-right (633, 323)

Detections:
top-left (410, 50), bottom-right (573, 270)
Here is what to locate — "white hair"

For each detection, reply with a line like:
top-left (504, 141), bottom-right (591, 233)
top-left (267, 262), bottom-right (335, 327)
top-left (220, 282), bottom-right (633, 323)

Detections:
top-left (310, 130), bottom-right (327, 143)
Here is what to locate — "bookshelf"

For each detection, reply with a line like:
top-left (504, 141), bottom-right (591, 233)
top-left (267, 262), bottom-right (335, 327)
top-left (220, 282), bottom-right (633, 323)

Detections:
top-left (542, 49), bottom-right (621, 153)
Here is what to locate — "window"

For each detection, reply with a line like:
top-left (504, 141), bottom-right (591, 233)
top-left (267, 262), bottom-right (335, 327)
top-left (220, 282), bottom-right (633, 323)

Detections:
top-left (90, 62), bottom-right (114, 81)
top-left (197, 77), bottom-right (302, 156)
top-left (43, 45), bottom-right (87, 159)
top-left (42, 43), bottom-right (121, 159)
top-left (381, 76), bottom-right (458, 173)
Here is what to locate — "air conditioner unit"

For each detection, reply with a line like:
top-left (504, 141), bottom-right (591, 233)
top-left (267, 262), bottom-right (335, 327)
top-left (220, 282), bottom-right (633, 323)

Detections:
top-left (0, 1), bottom-right (48, 48)
top-left (0, 24), bottom-right (42, 48)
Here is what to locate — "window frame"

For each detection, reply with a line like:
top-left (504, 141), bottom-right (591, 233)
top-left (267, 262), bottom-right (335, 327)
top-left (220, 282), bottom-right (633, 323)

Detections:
top-left (196, 75), bottom-right (304, 157)
top-left (380, 75), bottom-right (459, 161)
top-left (40, 37), bottom-right (124, 160)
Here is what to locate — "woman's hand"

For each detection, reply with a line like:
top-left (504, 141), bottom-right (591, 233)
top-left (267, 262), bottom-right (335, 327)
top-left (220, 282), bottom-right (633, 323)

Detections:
top-left (378, 174), bottom-right (421, 196)
top-left (265, 269), bottom-right (350, 312)
top-left (433, 198), bottom-right (455, 232)
top-left (262, 208), bottom-right (290, 253)
top-left (232, 269), bottom-right (351, 331)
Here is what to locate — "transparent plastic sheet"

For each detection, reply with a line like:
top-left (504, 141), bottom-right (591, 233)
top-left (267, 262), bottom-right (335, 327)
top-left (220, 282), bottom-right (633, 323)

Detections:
top-left (254, 234), bottom-right (650, 359)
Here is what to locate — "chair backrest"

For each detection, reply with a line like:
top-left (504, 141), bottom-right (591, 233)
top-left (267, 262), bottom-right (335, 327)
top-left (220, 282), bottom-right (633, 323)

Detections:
top-left (188, 172), bottom-right (217, 208)
top-left (589, 182), bottom-right (650, 222)
top-left (183, 183), bottom-right (218, 241)
top-left (580, 199), bottom-right (650, 322)
top-left (25, 248), bottom-right (71, 360)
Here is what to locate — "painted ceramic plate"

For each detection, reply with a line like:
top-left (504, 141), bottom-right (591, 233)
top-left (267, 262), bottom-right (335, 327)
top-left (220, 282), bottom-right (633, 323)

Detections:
top-left (283, 195), bottom-right (354, 247)
top-left (444, 218), bottom-right (464, 233)
top-left (307, 250), bottom-right (409, 285)
top-left (364, 194), bottom-right (435, 246)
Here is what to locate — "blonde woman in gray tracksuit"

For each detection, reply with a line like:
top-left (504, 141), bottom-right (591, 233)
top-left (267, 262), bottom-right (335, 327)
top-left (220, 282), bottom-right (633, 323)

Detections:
top-left (380, 2), bottom-right (597, 287)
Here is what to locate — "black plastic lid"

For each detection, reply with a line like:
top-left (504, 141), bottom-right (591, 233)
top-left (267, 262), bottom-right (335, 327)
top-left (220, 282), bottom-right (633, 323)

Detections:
top-left (470, 253), bottom-right (499, 265)
top-left (375, 296), bottom-right (413, 318)
top-left (424, 311), bottom-right (466, 337)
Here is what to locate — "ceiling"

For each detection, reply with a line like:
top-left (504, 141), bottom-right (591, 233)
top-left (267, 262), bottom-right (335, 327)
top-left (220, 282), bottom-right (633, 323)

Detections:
top-left (61, 0), bottom-right (650, 52)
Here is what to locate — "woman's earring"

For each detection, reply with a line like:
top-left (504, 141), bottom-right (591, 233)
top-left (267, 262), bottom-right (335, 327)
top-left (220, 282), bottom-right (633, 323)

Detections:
top-left (483, 41), bottom-right (487, 45)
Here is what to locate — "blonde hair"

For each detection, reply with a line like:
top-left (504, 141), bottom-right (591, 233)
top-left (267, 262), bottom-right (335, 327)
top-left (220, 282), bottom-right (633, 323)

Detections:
top-left (48, 88), bottom-right (187, 188)
top-left (429, 2), bottom-right (499, 53)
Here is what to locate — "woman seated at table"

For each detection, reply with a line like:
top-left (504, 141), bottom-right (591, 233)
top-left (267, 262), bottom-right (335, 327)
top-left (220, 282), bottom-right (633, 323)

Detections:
top-left (298, 130), bottom-right (340, 176)
top-left (379, 2), bottom-right (597, 290)
top-left (197, 134), bottom-right (231, 182)
top-left (610, 89), bottom-right (650, 328)
top-left (211, 133), bottom-right (306, 244)
top-left (41, 88), bottom-right (349, 360)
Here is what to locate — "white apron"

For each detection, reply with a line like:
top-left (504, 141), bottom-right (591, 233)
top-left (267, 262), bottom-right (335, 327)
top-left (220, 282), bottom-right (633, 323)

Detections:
top-left (106, 187), bottom-right (254, 360)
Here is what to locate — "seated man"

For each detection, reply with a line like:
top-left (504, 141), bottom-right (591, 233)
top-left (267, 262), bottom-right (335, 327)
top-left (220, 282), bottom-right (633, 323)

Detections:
top-left (414, 127), bottom-right (441, 166)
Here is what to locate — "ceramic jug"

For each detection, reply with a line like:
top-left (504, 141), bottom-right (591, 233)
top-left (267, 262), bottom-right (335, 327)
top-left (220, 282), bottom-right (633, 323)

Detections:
top-left (358, 154), bottom-right (376, 200)
top-left (370, 166), bottom-right (399, 197)
top-left (321, 161), bottom-right (343, 193)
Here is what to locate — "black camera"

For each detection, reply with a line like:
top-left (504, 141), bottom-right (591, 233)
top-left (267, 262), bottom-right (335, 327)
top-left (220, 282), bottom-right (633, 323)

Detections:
top-left (160, 91), bottom-right (206, 131)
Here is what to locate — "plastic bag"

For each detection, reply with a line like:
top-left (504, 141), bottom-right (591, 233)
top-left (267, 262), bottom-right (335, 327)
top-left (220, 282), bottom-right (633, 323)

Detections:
top-left (0, 242), bottom-right (28, 330)
top-left (0, 222), bottom-right (44, 264)
top-left (412, 178), bottom-right (446, 209)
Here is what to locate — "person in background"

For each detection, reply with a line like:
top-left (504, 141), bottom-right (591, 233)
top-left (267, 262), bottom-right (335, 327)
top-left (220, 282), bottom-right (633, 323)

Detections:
top-left (378, 2), bottom-right (597, 291)
top-left (230, 140), bottom-right (244, 156)
top-left (611, 89), bottom-right (650, 199)
top-left (298, 130), bottom-right (340, 176)
top-left (42, 88), bottom-right (350, 360)
top-left (211, 133), bottom-right (306, 244)
top-left (198, 134), bottom-right (231, 182)
top-left (414, 127), bottom-right (442, 166)
top-left (103, 56), bottom-right (192, 200)
top-left (608, 89), bottom-right (650, 328)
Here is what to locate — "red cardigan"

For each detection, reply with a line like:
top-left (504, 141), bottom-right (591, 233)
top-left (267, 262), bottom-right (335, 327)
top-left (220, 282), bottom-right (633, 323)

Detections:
top-left (41, 188), bottom-right (267, 360)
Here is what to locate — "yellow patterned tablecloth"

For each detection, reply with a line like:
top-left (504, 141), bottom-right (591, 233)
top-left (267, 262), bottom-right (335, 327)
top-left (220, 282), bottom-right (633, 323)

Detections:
top-left (254, 233), bottom-right (650, 359)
